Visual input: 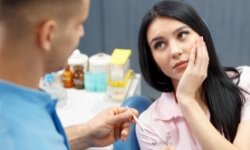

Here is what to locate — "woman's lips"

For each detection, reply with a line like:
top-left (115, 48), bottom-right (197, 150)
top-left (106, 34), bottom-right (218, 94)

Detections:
top-left (173, 61), bottom-right (188, 70)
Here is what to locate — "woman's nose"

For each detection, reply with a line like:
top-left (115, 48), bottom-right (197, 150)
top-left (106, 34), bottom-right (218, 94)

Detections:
top-left (169, 41), bottom-right (182, 59)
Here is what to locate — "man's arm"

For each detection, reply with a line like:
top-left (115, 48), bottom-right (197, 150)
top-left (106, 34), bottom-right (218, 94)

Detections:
top-left (65, 107), bottom-right (138, 150)
top-left (65, 124), bottom-right (91, 150)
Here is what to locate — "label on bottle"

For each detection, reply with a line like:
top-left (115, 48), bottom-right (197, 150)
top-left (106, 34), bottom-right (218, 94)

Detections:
top-left (73, 79), bottom-right (84, 85)
top-left (62, 77), bottom-right (71, 81)
top-left (73, 79), bottom-right (84, 89)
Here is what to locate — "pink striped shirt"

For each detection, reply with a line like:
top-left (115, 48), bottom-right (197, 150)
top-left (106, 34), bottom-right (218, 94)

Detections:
top-left (136, 66), bottom-right (250, 150)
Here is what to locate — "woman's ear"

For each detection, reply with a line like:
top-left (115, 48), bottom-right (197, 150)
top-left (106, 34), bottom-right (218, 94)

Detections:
top-left (36, 20), bottom-right (57, 52)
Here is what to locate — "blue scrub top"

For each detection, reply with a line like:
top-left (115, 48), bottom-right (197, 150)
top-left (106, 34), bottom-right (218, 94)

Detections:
top-left (0, 81), bottom-right (69, 150)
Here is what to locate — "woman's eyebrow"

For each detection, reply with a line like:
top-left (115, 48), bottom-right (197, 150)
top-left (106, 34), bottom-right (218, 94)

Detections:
top-left (172, 25), bottom-right (189, 35)
top-left (149, 26), bottom-right (189, 45)
top-left (150, 36), bottom-right (164, 45)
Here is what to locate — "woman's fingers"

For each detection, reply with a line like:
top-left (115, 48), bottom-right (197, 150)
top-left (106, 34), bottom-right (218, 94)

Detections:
top-left (187, 39), bottom-right (197, 70)
top-left (192, 36), bottom-right (208, 80)
top-left (202, 39), bottom-right (209, 69)
top-left (198, 37), bottom-right (209, 78)
top-left (194, 36), bottom-right (204, 70)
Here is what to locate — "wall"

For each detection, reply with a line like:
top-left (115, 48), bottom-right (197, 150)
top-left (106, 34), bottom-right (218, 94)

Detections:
top-left (78, 0), bottom-right (250, 100)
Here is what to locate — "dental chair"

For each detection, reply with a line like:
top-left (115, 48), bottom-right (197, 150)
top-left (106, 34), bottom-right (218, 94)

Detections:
top-left (113, 96), bottom-right (152, 150)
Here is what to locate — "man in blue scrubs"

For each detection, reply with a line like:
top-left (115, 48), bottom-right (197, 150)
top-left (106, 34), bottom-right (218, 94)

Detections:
top-left (0, 0), bottom-right (138, 149)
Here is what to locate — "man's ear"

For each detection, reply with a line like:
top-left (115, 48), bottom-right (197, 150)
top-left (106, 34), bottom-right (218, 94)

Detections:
top-left (36, 20), bottom-right (57, 52)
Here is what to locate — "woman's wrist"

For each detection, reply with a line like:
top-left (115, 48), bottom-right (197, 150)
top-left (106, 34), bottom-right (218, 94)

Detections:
top-left (177, 96), bottom-right (198, 111)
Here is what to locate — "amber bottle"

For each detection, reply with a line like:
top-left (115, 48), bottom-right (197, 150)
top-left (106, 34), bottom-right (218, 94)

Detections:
top-left (73, 65), bottom-right (84, 89)
top-left (62, 65), bottom-right (74, 88)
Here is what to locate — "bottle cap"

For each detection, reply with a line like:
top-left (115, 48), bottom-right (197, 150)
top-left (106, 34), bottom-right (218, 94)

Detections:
top-left (44, 74), bottom-right (54, 84)
top-left (68, 49), bottom-right (88, 65)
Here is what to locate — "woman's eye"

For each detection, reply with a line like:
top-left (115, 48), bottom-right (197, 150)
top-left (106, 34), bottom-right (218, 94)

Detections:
top-left (154, 42), bottom-right (165, 50)
top-left (178, 31), bottom-right (188, 40)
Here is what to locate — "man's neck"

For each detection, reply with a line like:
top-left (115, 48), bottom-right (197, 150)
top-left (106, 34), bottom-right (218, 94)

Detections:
top-left (0, 48), bottom-right (44, 90)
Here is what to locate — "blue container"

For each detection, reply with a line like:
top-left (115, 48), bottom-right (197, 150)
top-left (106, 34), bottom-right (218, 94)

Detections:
top-left (84, 72), bottom-right (107, 92)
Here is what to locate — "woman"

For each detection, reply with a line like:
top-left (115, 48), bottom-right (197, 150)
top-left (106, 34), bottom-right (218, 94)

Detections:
top-left (136, 0), bottom-right (250, 150)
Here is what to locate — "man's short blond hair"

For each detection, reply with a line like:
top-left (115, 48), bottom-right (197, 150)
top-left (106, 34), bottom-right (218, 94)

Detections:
top-left (0, 0), bottom-right (82, 38)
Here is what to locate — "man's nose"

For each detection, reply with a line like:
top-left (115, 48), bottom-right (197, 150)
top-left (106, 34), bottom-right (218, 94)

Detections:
top-left (78, 25), bottom-right (84, 38)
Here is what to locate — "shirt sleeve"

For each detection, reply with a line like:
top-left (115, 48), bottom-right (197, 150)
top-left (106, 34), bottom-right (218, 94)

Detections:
top-left (238, 66), bottom-right (250, 121)
top-left (0, 102), bottom-right (14, 150)
top-left (135, 108), bottom-right (166, 150)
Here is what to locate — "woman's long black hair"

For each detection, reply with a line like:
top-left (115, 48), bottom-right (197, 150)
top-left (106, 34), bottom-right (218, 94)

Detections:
top-left (138, 0), bottom-right (245, 142)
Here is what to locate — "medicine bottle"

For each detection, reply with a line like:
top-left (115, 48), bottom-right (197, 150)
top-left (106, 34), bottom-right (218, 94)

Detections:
top-left (68, 49), bottom-right (89, 72)
top-left (62, 65), bottom-right (74, 88)
top-left (73, 65), bottom-right (84, 89)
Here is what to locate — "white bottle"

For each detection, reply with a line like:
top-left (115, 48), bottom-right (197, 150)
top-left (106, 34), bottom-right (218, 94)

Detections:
top-left (68, 49), bottom-right (89, 72)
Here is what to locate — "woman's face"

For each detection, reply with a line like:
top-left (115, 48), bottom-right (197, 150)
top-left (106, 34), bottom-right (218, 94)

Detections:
top-left (147, 16), bottom-right (200, 83)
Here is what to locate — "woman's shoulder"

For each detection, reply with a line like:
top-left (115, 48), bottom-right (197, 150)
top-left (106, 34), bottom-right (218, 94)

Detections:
top-left (237, 66), bottom-right (250, 76)
top-left (237, 66), bottom-right (250, 89)
top-left (226, 66), bottom-right (250, 89)
top-left (145, 92), bottom-right (174, 108)
top-left (237, 66), bottom-right (250, 122)
top-left (139, 92), bottom-right (175, 120)
top-left (139, 93), bottom-right (166, 116)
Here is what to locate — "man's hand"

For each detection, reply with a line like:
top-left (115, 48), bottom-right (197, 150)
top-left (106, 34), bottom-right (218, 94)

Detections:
top-left (86, 106), bottom-right (138, 147)
top-left (65, 106), bottom-right (138, 150)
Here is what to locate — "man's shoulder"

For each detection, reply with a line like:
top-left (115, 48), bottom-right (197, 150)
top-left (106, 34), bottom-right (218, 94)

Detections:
top-left (0, 99), bottom-right (67, 150)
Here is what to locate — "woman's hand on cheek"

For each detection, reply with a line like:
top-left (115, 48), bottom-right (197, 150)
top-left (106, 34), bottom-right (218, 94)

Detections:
top-left (176, 36), bottom-right (209, 101)
top-left (163, 145), bottom-right (175, 150)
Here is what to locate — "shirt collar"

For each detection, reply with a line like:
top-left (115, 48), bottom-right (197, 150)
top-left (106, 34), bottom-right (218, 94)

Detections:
top-left (0, 80), bottom-right (51, 104)
top-left (154, 92), bottom-right (184, 121)
top-left (154, 92), bottom-right (211, 120)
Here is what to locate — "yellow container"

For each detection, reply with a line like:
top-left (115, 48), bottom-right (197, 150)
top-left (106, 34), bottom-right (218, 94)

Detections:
top-left (107, 71), bottom-right (134, 101)
top-left (108, 70), bottom-right (133, 87)
top-left (109, 49), bottom-right (132, 81)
